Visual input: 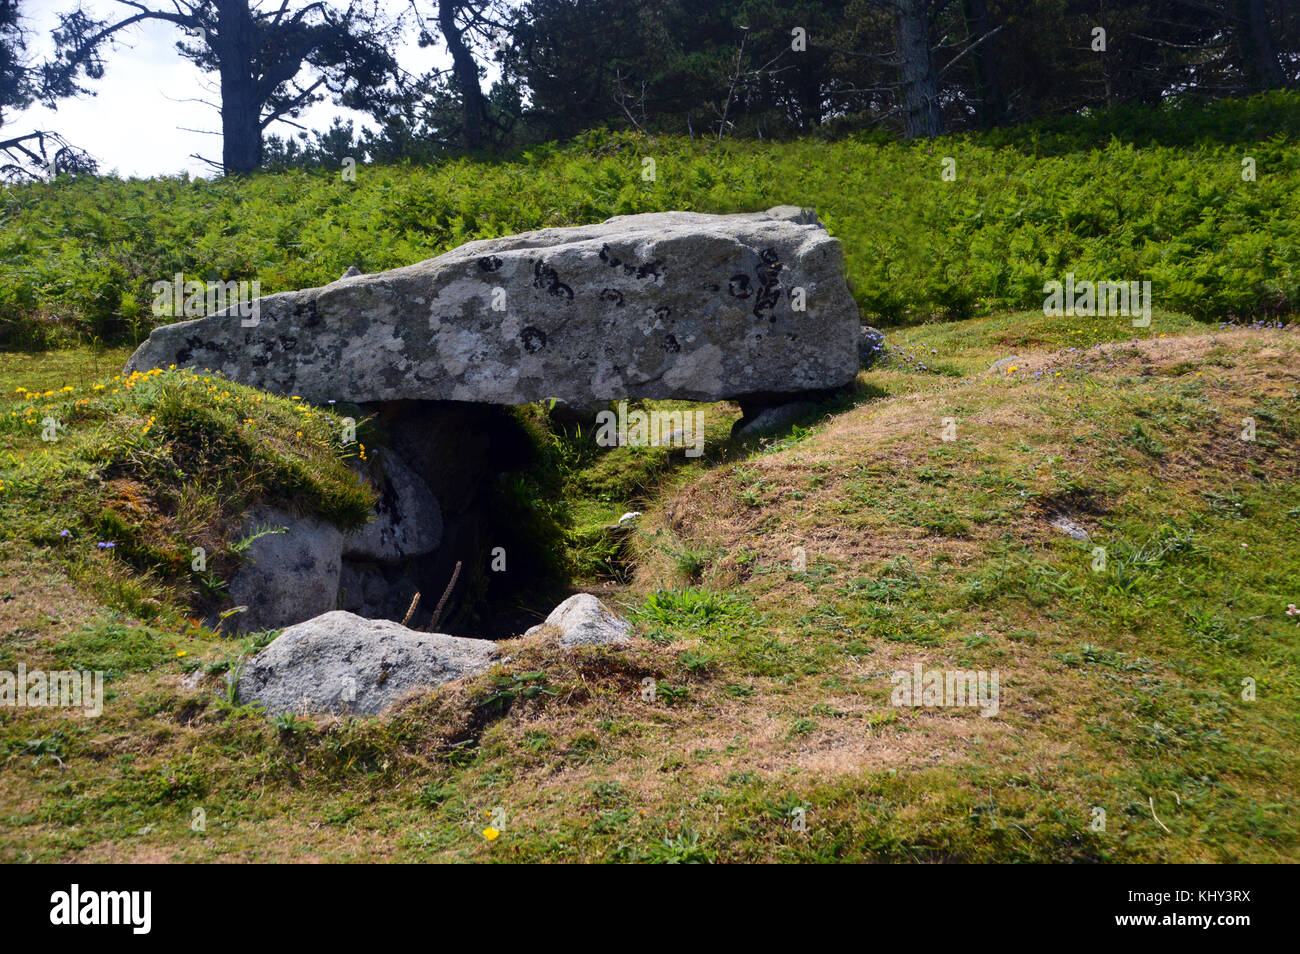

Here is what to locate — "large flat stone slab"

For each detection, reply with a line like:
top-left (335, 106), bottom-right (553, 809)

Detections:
top-left (125, 207), bottom-right (860, 406)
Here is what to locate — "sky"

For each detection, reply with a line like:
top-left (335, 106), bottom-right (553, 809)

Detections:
top-left (13, 0), bottom-right (450, 178)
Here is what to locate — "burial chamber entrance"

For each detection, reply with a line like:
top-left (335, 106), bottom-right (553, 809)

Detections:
top-left (222, 388), bottom-right (832, 641)
top-left (330, 398), bottom-right (575, 641)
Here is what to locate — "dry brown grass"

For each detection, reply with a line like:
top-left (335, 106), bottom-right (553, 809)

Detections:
top-left (637, 328), bottom-right (1299, 591)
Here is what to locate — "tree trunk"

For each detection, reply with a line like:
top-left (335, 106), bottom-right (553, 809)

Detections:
top-left (895, 0), bottom-right (942, 139)
top-left (440, 0), bottom-right (487, 150)
top-left (1231, 0), bottom-right (1287, 91)
top-left (216, 0), bottom-right (262, 174)
top-left (963, 0), bottom-right (1006, 128)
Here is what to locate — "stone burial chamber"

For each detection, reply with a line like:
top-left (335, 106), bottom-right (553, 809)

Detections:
top-left (125, 206), bottom-right (863, 668)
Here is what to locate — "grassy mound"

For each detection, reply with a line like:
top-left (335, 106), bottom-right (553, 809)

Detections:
top-left (0, 360), bottom-right (373, 620)
top-left (1, 312), bottom-right (1294, 862)
top-left (628, 321), bottom-right (1299, 862)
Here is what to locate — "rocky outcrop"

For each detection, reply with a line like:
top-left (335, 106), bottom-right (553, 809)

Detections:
top-left (237, 611), bottom-right (499, 715)
top-left (224, 447), bottom-right (444, 632)
top-left (125, 206), bottom-right (860, 407)
top-left (234, 595), bottom-right (634, 716)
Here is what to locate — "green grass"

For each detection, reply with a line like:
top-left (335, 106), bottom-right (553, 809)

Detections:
top-left (1, 87), bottom-right (1298, 860)
top-left (507, 397), bottom-right (743, 584)
top-left (3, 316), bottom-right (1291, 863)
top-left (0, 363), bottom-right (374, 620)
top-left (882, 307), bottom-right (1205, 374)
top-left (0, 346), bottom-right (135, 393)
top-left (3, 92), bottom-right (1299, 348)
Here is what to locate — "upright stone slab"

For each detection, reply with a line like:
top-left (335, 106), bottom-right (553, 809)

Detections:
top-left (226, 505), bottom-right (343, 633)
top-left (343, 449), bottom-right (442, 562)
top-left (125, 207), bottom-right (861, 406)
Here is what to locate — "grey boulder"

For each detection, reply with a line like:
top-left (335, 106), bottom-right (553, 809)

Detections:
top-left (344, 450), bottom-right (442, 561)
top-left (237, 610), bottom-right (499, 715)
top-left (226, 506), bottom-right (343, 633)
top-left (524, 593), bottom-right (633, 647)
top-left (125, 206), bottom-right (860, 406)
top-left (1048, 513), bottom-right (1090, 541)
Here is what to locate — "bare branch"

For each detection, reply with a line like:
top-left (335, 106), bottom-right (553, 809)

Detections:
top-left (827, 46), bottom-right (899, 67)
top-left (188, 151), bottom-right (224, 172)
top-left (938, 25), bottom-right (1005, 78)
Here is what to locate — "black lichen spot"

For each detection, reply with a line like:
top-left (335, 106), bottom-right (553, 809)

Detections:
top-left (753, 248), bottom-right (784, 320)
top-left (478, 255), bottom-right (503, 272)
top-left (599, 288), bottom-right (624, 307)
top-left (280, 297), bottom-right (318, 331)
top-left (602, 245), bottom-right (662, 281)
top-left (728, 274), bottom-right (751, 298)
top-left (533, 260), bottom-right (573, 300)
top-left (663, 333), bottom-right (681, 353)
top-left (533, 260), bottom-right (557, 289)
top-left (176, 335), bottom-right (209, 364)
top-left (636, 260), bottom-right (663, 281)
top-left (756, 249), bottom-right (783, 288)
top-left (755, 286), bottom-right (781, 317)
top-left (520, 326), bottom-right (548, 354)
